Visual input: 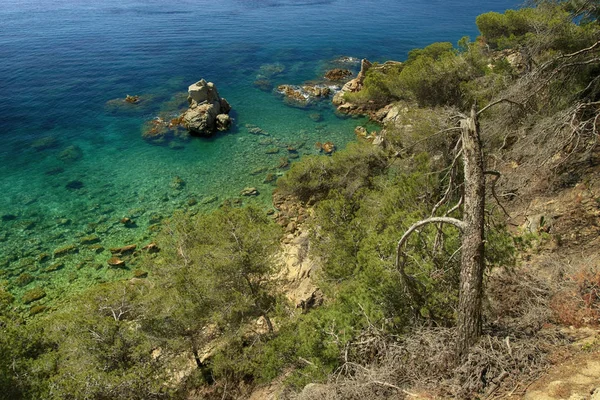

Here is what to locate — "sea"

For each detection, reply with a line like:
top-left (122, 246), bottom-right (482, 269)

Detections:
top-left (0, 0), bottom-right (519, 309)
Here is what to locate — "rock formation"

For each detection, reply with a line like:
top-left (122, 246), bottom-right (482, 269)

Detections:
top-left (277, 84), bottom-right (331, 108)
top-left (332, 58), bottom-right (372, 106)
top-left (324, 68), bottom-right (352, 81)
top-left (181, 79), bottom-right (232, 136)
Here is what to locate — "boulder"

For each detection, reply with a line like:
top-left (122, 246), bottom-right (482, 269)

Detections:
top-left (125, 94), bottom-right (140, 104)
top-left (181, 79), bottom-right (232, 136)
top-left (216, 114), bottom-right (231, 131)
top-left (241, 187), bottom-right (259, 196)
top-left (110, 244), bottom-right (137, 256)
top-left (107, 257), bottom-right (125, 267)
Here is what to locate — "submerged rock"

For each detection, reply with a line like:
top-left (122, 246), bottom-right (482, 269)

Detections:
top-left (277, 84), bottom-right (331, 108)
top-left (31, 136), bottom-right (59, 151)
top-left (53, 244), bottom-right (78, 257)
top-left (133, 269), bottom-right (148, 278)
top-left (110, 244), bottom-right (137, 256)
top-left (45, 167), bottom-right (65, 176)
top-left (107, 257), bottom-right (125, 267)
top-left (16, 273), bottom-right (35, 287)
top-left (22, 287), bottom-right (46, 304)
top-left (170, 176), bottom-right (186, 191)
top-left (241, 187), bottom-right (259, 196)
top-left (29, 305), bottom-right (49, 316)
top-left (253, 78), bottom-right (273, 91)
top-left (245, 124), bottom-right (269, 136)
top-left (201, 195), bottom-right (218, 205)
top-left (65, 180), bottom-right (84, 190)
top-left (58, 145), bottom-right (83, 162)
top-left (308, 113), bottom-right (323, 122)
top-left (45, 262), bottom-right (64, 273)
top-left (79, 234), bottom-right (100, 245)
top-left (181, 79), bottom-right (233, 136)
top-left (120, 217), bottom-right (136, 227)
top-left (142, 243), bottom-right (159, 253)
top-left (258, 63), bottom-right (285, 78)
top-left (324, 68), bottom-right (352, 81)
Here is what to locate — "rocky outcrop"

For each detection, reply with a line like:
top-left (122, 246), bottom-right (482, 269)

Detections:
top-left (332, 58), bottom-right (372, 106)
top-left (277, 84), bottom-right (331, 108)
top-left (324, 68), bottom-right (352, 81)
top-left (181, 79), bottom-right (232, 136)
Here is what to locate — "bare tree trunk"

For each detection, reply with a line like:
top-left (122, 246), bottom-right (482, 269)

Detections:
top-left (456, 104), bottom-right (486, 358)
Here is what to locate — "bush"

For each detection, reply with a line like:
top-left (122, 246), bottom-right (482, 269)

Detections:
top-left (277, 142), bottom-right (388, 203)
top-left (477, 5), bottom-right (599, 53)
top-left (345, 40), bottom-right (489, 108)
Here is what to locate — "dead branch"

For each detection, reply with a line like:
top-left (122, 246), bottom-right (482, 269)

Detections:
top-left (395, 217), bottom-right (465, 311)
top-left (484, 170), bottom-right (510, 218)
top-left (395, 218), bottom-right (466, 270)
top-left (477, 99), bottom-right (525, 116)
top-left (538, 40), bottom-right (600, 72)
top-left (445, 195), bottom-right (463, 217)
top-left (431, 147), bottom-right (463, 217)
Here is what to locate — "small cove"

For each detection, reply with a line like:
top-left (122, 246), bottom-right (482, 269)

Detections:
top-left (0, 0), bottom-right (519, 310)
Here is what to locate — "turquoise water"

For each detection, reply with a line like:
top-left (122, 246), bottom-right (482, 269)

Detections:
top-left (0, 0), bottom-right (519, 308)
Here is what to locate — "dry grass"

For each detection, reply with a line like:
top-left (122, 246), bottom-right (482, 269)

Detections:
top-left (287, 261), bottom-right (576, 400)
top-left (289, 325), bottom-right (567, 400)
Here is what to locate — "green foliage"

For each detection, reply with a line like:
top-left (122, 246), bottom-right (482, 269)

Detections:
top-left (345, 39), bottom-right (490, 108)
top-left (41, 281), bottom-right (173, 400)
top-left (0, 314), bottom-right (53, 400)
top-left (343, 62), bottom-right (404, 106)
top-left (407, 41), bottom-right (455, 63)
top-left (277, 142), bottom-right (388, 203)
top-left (477, 5), bottom-right (599, 52)
top-left (398, 50), bottom-right (482, 107)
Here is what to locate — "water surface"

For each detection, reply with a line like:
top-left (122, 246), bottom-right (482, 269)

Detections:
top-left (0, 0), bottom-right (520, 308)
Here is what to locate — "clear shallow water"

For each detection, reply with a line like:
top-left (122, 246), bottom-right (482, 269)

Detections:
top-left (0, 0), bottom-right (519, 308)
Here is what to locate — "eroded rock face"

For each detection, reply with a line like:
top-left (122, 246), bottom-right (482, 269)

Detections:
top-left (181, 79), bottom-right (232, 136)
top-left (333, 58), bottom-right (372, 106)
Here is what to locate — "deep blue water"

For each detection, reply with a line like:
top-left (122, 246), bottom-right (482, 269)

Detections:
top-left (0, 0), bottom-right (520, 306)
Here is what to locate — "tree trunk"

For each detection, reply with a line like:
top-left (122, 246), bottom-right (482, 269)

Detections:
top-left (263, 313), bottom-right (274, 333)
top-left (191, 338), bottom-right (204, 369)
top-left (456, 104), bottom-right (486, 358)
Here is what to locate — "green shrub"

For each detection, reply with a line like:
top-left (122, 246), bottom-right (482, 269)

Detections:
top-left (345, 40), bottom-right (489, 108)
top-left (277, 142), bottom-right (388, 203)
top-left (344, 62), bottom-right (405, 107)
top-left (477, 5), bottom-right (599, 52)
top-left (407, 41), bottom-right (455, 63)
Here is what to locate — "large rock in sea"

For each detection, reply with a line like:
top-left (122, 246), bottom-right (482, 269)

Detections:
top-left (182, 79), bottom-right (232, 136)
